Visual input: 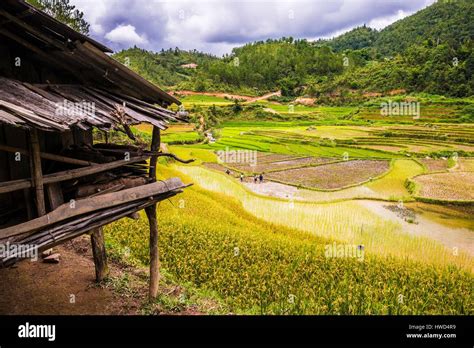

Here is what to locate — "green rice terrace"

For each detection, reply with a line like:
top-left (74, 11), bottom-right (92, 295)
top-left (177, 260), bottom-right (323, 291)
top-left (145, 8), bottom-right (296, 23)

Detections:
top-left (105, 94), bottom-right (474, 315)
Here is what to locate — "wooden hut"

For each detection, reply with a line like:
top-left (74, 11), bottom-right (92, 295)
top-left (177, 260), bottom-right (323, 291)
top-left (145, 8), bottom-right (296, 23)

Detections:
top-left (0, 0), bottom-right (190, 298)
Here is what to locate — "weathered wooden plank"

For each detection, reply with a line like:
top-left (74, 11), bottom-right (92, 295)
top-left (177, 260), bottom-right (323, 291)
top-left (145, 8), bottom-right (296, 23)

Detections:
top-left (82, 88), bottom-right (167, 129)
top-left (147, 126), bottom-right (161, 299)
top-left (0, 143), bottom-right (96, 166)
top-left (29, 129), bottom-right (46, 216)
top-left (0, 155), bottom-right (149, 194)
top-left (77, 176), bottom-right (147, 198)
top-left (79, 40), bottom-right (179, 106)
top-left (42, 155), bottom-right (148, 184)
top-left (146, 205), bottom-right (159, 299)
top-left (87, 88), bottom-right (172, 127)
top-left (0, 177), bottom-right (187, 239)
top-left (0, 109), bottom-right (25, 125)
top-left (0, 178), bottom-right (31, 194)
top-left (0, 100), bottom-right (66, 130)
top-left (0, 8), bottom-right (66, 51)
top-left (45, 182), bottom-right (64, 211)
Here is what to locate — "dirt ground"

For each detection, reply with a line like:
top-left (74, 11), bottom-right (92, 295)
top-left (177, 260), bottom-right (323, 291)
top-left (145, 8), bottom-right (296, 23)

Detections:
top-left (0, 238), bottom-right (140, 315)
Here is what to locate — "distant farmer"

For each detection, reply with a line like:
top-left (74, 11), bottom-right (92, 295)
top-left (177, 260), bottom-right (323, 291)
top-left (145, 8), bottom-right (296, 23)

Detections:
top-left (254, 175), bottom-right (258, 183)
top-left (240, 174), bottom-right (244, 182)
top-left (259, 173), bottom-right (264, 183)
top-left (226, 169), bottom-right (231, 175)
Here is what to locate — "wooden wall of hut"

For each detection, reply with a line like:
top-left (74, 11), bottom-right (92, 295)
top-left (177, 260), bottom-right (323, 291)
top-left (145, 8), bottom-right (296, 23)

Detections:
top-left (0, 124), bottom-right (93, 227)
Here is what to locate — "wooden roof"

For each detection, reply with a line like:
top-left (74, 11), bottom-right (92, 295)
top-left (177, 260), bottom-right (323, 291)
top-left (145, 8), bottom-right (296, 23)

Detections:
top-left (0, 0), bottom-right (184, 132)
top-left (0, 77), bottom-right (185, 131)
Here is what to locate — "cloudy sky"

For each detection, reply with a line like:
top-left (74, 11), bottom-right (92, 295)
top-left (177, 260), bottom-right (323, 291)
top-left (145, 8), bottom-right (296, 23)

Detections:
top-left (70, 0), bottom-right (436, 56)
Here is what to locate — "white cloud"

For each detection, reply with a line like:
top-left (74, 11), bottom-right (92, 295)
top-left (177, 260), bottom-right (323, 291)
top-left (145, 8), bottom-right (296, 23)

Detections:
top-left (70, 0), bottom-right (437, 55)
top-left (105, 24), bottom-right (148, 45)
top-left (368, 9), bottom-right (408, 30)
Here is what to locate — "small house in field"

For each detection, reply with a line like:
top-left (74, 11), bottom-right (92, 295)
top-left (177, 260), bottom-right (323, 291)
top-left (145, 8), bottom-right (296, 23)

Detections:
top-left (181, 63), bottom-right (198, 69)
top-left (0, 0), bottom-right (190, 298)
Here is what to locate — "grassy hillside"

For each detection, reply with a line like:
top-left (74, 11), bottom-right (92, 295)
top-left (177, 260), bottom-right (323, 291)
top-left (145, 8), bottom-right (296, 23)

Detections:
top-left (113, 47), bottom-right (217, 88)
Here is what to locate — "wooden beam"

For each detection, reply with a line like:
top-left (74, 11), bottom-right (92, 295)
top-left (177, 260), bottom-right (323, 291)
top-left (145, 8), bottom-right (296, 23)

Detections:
top-left (0, 155), bottom-right (150, 194)
top-left (147, 126), bottom-right (161, 299)
top-left (29, 129), bottom-right (46, 216)
top-left (0, 9), bottom-right (33, 27)
top-left (41, 156), bottom-right (149, 184)
top-left (149, 126), bottom-right (161, 181)
top-left (0, 178), bottom-right (187, 239)
top-left (90, 227), bottom-right (109, 282)
top-left (0, 143), bottom-right (97, 166)
top-left (146, 205), bottom-right (159, 299)
top-left (45, 182), bottom-right (64, 210)
top-left (0, 8), bottom-right (67, 51)
top-left (0, 178), bottom-right (31, 194)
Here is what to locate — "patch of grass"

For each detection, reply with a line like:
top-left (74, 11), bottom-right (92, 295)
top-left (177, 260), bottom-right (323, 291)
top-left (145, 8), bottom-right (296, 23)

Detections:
top-left (181, 94), bottom-right (233, 106)
top-left (366, 159), bottom-right (424, 199)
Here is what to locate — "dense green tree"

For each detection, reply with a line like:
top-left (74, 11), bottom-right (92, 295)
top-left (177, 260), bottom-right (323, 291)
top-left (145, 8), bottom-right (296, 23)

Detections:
top-left (27, 0), bottom-right (90, 34)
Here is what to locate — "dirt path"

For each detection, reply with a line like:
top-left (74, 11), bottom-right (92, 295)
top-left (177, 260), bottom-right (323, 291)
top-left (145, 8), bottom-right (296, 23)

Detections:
top-left (0, 239), bottom-right (139, 315)
top-left (171, 90), bottom-right (280, 103)
top-left (0, 235), bottom-right (219, 315)
top-left (247, 91), bottom-right (281, 103)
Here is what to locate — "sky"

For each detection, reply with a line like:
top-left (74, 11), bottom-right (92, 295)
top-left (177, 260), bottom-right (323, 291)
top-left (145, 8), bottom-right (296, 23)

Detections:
top-left (70, 0), bottom-right (437, 56)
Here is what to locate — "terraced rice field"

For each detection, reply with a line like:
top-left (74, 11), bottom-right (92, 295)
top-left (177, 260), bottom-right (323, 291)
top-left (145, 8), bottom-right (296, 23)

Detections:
top-left (228, 156), bottom-right (336, 174)
top-left (255, 152), bottom-right (303, 163)
top-left (418, 159), bottom-right (450, 172)
top-left (174, 164), bottom-right (472, 272)
top-left (105, 166), bottom-right (473, 314)
top-left (458, 158), bottom-right (474, 171)
top-left (109, 114), bottom-right (474, 315)
top-left (266, 160), bottom-right (390, 190)
top-left (355, 105), bottom-right (462, 122)
top-left (414, 172), bottom-right (474, 201)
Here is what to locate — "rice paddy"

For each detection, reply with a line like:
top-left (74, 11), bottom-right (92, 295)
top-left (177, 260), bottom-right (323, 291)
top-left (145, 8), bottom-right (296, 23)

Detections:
top-left (104, 165), bottom-right (473, 314)
top-left (266, 159), bottom-right (390, 190)
top-left (119, 98), bottom-right (473, 315)
top-left (414, 172), bottom-right (474, 201)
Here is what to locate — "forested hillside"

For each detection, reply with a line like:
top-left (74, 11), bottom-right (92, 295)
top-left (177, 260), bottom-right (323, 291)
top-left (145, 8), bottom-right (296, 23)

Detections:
top-left (113, 47), bottom-right (217, 89)
top-left (111, 0), bottom-right (473, 98)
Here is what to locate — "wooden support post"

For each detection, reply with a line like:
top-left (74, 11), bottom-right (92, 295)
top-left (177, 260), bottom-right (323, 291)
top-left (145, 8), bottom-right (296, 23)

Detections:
top-left (90, 227), bottom-right (109, 282)
top-left (45, 183), bottom-right (64, 211)
top-left (147, 126), bottom-right (161, 299)
top-left (29, 129), bottom-right (46, 217)
top-left (149, 126), bottom-right (161, 180)
top-left (145, 205), bottom-right (159, 299)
